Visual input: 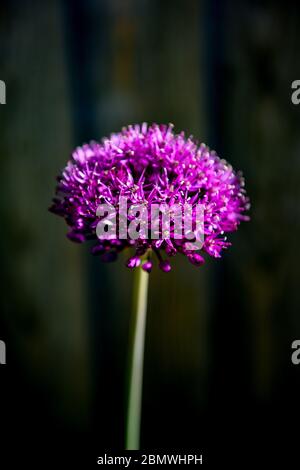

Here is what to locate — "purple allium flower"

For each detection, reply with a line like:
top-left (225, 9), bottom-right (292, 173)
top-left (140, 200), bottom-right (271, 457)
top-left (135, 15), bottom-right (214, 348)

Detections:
top-left (50, 123), bottom-right (250, 272)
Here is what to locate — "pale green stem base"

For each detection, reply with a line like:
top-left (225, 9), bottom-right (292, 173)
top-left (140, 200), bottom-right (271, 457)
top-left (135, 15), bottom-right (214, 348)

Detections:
top-left (125, 266), bottom-right (149, 450)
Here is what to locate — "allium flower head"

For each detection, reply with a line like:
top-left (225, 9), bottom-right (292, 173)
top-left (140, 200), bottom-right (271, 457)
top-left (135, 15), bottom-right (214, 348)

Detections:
top-left (50, 123), bottom-right (250, 272)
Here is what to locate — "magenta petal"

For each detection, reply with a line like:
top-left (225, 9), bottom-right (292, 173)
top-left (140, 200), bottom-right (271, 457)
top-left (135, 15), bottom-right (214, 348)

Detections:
top-left (187, 253), bottom-right (205, 267)
top-left (142, 260), bottom-right (152, 273)
top-left (159, 260), bottom-right (171, 272)
top-left (126, 256), bottom-right (141, 269)
top-left (67, 231), bottom-right (85, 243)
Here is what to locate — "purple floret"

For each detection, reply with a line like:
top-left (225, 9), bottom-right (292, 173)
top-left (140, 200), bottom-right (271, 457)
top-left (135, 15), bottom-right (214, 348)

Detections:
top-left (50, 123), bottom-right (250, 271)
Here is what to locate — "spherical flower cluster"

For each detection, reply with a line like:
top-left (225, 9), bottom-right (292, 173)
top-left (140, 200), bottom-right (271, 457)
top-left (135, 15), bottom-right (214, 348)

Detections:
top-left (50, 123), bottom-right (250, 272)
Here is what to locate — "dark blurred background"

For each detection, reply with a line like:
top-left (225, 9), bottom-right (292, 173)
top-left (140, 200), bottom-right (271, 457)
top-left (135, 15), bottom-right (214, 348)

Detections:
top-left (1, 0), bottom-right (300, 464)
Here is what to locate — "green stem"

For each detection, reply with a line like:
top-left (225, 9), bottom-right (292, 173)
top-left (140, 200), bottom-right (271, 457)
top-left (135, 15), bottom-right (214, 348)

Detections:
top-left (125, 265), bottom-right (149, 450)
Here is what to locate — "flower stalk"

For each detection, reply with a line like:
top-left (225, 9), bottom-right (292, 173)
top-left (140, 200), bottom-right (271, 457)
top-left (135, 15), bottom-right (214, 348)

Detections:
top-left (125, 264), bottom-right (149, 450)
